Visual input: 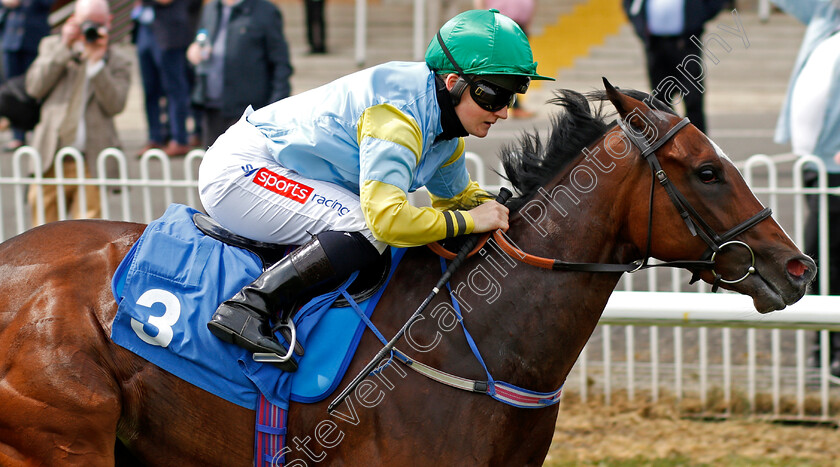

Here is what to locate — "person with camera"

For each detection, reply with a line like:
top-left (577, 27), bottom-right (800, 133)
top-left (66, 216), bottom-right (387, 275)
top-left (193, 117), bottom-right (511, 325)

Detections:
top-left (24, 0), bottom-right (132, 226)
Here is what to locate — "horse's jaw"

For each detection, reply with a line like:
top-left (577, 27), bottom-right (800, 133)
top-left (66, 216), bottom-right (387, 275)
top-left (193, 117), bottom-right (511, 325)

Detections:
top-left (710, 253), bottom-right (816, 313)
top-left (737, 275), bottom-right (802, 313)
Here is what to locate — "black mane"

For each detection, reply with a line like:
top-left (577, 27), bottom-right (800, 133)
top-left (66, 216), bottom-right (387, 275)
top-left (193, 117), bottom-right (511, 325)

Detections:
top-left (499, 88), bottom-right (675, 211)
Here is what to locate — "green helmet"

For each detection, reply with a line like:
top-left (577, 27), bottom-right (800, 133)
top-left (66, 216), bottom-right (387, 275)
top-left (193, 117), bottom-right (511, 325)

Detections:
top-left (425, 9), bottom-right (555, 84)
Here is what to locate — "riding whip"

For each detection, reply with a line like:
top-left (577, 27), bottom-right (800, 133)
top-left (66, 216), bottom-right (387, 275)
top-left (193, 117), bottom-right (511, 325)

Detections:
top-left (327, 187), bottom-right (513, 413)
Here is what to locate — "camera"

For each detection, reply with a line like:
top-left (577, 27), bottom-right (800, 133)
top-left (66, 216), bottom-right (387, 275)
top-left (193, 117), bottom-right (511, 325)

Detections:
top-left (80, 21), bottom-right (104, 43)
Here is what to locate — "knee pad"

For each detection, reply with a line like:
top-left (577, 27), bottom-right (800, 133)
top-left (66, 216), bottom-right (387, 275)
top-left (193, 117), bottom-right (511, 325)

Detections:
top-left (316, 230), bottom-right (381, 278)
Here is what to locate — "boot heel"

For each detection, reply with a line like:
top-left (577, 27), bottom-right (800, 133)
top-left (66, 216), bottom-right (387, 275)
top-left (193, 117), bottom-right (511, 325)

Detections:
top-left (207, 320), bottom-right (237, 344)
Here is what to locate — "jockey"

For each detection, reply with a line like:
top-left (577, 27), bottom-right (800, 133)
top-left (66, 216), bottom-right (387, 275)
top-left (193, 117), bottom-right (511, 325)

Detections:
top-left (197, 8), bottom-right (554, 360)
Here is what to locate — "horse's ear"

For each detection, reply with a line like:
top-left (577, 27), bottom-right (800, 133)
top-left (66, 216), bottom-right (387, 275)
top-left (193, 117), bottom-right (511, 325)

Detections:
top-left (603, 77), bottom-right (626, 114)
top-left (602, 77), bottom-right (661, 140)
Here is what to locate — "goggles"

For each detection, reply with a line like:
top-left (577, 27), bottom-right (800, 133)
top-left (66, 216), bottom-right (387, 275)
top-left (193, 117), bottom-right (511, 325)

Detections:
top-left (435, 31), bottom-right (527, 113)
top-left (468, 78), bottom-right (517, 112)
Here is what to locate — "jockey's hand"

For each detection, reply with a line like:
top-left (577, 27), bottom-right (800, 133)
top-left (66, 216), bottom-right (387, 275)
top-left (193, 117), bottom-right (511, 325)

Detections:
top-left (469, 200), bottom-right (509, 233)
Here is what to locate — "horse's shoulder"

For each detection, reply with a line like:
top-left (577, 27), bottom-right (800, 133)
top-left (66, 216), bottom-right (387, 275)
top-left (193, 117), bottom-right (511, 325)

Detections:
top-left (5, 219), bottom-right (144, 256)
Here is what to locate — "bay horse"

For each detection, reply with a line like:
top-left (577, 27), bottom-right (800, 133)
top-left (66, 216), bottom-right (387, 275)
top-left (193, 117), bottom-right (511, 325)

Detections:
top-left (0, 81), bottom-right (815, 466)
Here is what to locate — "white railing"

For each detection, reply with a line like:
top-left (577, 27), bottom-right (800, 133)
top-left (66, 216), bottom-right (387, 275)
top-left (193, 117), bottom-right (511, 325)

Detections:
top-left (0, 146), bottom-right (205, 239)
top-left (569, 153), bottom-right (840, 422)
top-left (418, 151), bottom-right (840, 421)
top-left (593, 293), bottom-right (840, 422)
top-left (3, 147), bottom-right (839, 420)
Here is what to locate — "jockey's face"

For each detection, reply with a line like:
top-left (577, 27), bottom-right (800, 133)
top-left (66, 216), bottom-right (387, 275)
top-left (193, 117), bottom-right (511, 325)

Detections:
top-left (444, 74), bottom-right (509, 138)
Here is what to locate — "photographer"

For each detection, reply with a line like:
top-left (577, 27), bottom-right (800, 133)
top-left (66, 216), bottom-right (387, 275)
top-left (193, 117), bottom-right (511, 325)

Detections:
top-left (24, 0), bottom-right (132, 226)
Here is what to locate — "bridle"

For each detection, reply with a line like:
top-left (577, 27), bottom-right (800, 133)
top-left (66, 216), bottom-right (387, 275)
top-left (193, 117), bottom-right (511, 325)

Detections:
top-left (492, 115), bottom-right (773, 292)
top-left (364, 114), bottom-right (774, 411)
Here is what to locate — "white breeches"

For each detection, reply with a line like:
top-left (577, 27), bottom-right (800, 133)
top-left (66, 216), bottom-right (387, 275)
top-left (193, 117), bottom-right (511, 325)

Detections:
top-left (198, 114), bottom-right (386, 252)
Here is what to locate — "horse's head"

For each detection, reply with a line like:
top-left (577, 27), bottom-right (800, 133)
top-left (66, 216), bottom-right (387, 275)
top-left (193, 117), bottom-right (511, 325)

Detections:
top-left (601, 78), bottom-right (815, 312)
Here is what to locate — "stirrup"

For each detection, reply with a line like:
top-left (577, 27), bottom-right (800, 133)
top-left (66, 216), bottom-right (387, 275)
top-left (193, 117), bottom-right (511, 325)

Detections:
top-left (253, 319), bottom-right (297, 363)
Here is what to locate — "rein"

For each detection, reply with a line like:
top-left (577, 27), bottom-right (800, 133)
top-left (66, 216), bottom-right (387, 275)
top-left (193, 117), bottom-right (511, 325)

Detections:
top-left (488, 117), bottom-right (773, 290)
top-left (376, 115), bottom-right (775, 409)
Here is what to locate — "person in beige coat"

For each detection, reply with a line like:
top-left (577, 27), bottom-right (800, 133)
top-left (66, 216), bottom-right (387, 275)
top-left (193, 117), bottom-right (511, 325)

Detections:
top-left (25, 0), bottom-right (131, 226)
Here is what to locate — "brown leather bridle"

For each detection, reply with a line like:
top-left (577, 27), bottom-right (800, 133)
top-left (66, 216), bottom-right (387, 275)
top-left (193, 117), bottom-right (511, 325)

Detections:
top-left (486, 116), bottom-right (773, 292)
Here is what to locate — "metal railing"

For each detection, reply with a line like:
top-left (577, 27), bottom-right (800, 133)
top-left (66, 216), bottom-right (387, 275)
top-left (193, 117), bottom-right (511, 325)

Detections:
top-left (569, 153), bottom-right (840, 422)
top-left (0, 146), bottom-right (204, 238)
top-left (3, 146), bottom-right (839, 420)
top-left (591, 294), bottom-right (840, 422)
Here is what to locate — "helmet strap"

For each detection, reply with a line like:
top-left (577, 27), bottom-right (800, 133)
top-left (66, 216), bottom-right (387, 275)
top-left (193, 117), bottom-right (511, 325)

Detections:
top-left (436, 32), bottom-right (481, 106)
top-left (449, 76), bottom-right (469, 106)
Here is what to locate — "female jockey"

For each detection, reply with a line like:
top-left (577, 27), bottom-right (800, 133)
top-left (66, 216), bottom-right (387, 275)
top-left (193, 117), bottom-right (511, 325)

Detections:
top-left (197, 8), bottom-right (554, 360)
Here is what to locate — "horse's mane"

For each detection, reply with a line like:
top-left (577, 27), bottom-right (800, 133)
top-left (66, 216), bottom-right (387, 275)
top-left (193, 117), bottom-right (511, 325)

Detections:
top-left (499, 88), bottom-right (676, 211)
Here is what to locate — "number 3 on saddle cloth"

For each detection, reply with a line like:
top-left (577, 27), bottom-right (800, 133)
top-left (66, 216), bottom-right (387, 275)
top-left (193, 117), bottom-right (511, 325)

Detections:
top-left (110, 203), bottom-right (404, 411)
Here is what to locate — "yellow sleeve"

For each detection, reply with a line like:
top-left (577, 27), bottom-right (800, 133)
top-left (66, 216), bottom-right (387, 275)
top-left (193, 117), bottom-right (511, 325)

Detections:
top-left (429, 179), bottom-right (489, 211)
top-left (360, 179), bottom-right (475, 247)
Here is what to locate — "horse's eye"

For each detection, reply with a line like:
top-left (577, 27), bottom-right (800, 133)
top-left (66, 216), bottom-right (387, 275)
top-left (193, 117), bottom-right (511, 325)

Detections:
top-left (697, 168), bottom-right (718, 184)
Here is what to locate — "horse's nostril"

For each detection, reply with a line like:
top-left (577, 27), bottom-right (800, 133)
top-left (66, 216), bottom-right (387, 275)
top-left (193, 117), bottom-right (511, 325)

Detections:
top-left (786, 259), bottom-right (809, 279)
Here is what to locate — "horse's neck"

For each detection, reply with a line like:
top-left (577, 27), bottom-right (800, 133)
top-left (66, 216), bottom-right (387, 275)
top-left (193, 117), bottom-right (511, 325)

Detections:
top-left (475, 151), bottom-right (636, 391)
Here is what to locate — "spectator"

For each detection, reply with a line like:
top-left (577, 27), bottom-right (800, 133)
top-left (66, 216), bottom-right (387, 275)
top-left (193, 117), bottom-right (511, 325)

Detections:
top-left (0, 0), bottom-right (52, 152)
top-left (187, 0), bottom-right (292, 149)
top-left (134, 0), bottom-right (196, 157)
top-left (772, 0), bottom-right (840, 376)
top-left (25, 0), bottom-right (131, 225)
top-left (304, 0), bottom-right (325, 54)
top-left (186, 0), bottom-right (202, 147)
top-left (622, 0), bottom-right (727, 133)
top-left (472, 0), bottom-right (536, 118)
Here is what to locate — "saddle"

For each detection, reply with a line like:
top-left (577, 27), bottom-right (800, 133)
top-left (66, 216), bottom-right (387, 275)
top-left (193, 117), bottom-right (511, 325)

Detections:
top-left (191, 212), bottom-right (392, 309)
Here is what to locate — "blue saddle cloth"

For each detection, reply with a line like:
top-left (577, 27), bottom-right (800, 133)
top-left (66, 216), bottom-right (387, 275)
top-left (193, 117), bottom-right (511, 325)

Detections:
top-left (111, 204), bottom-right (403, 410)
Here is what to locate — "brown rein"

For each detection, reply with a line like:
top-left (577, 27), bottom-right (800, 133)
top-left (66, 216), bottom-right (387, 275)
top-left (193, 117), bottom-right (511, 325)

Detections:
top-left (429, 116), bottom-right (770, 283)
top-left (428, 231), bottom-right (569, 270)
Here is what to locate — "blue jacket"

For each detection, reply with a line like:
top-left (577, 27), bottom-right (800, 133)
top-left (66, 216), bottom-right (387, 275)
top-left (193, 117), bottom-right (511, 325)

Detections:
top-left (772, 0), bottom-right (840, 172)
top-left (247, 61), bottom-right (466, 197)
top-left (246, 61), bottom-right (483, 246)
top-left (1, 0), bottom-right (52, 53)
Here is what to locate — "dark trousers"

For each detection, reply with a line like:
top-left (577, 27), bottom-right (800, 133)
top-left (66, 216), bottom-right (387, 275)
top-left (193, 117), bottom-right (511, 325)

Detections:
top-left (644, 35), bottom-right (707, 133)
top-left (3, 49), bottom-right (38, 142)
top-left (804, 171), bottom-right (840, 369)
top-left (201, 107), bottom-right (239, 149)
top-left (304, 0), bottom-right (326, 53)
top-left (136, 24), bottom-right (191, 145)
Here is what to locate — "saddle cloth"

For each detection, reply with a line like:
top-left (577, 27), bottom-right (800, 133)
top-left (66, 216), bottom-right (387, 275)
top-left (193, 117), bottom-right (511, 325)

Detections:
top-left (110, 203), bottom-right (403, 410)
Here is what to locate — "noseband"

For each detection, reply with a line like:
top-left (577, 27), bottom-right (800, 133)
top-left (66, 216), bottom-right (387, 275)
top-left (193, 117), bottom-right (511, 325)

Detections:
top-left (493, 116), bottom-right (773, 291)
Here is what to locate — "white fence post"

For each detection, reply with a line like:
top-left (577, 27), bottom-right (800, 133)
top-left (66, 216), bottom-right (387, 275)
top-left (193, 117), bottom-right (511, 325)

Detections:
top-left (3, 148), bottom-right (840, 420)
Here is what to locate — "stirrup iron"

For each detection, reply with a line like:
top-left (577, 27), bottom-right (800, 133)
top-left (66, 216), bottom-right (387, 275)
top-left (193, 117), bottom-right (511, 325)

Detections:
top-left (253, 319), bottom-right (297, 363)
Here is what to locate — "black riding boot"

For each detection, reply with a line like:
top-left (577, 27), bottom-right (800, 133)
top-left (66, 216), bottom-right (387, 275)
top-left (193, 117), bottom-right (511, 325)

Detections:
top-left (207, 235), bottom-right (335, 358)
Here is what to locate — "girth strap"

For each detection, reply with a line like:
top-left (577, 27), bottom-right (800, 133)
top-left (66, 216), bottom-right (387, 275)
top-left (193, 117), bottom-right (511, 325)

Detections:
top-left (391, 348), bottom-right (563, 408)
